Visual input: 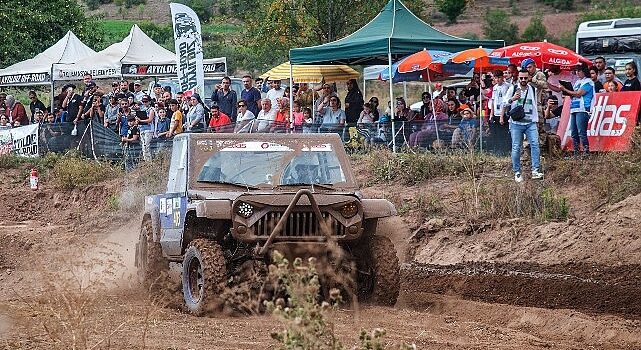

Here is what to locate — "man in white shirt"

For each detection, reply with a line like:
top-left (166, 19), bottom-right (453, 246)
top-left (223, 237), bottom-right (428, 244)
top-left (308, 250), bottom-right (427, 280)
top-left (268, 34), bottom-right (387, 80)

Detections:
top-left (256, 98), bottom-right (277, 132)
top-left (132, 80), bottom-right (146, 103)
top-left (489, 70), bottom-right (510, 125)
top-left (266, 79), bottom-right (285, 111)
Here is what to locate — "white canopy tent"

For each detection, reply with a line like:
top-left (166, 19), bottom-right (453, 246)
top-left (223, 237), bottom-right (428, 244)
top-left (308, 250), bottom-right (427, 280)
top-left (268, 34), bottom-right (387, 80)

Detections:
top-left (0, 31), bottom-right (96, 86)
top-left (55, 24), bottom-right (226, 80)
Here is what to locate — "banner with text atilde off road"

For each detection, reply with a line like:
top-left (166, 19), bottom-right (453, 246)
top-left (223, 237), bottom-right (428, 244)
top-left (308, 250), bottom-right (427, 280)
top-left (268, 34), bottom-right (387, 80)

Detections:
top-left (557, 92), bottom-right (641, 151)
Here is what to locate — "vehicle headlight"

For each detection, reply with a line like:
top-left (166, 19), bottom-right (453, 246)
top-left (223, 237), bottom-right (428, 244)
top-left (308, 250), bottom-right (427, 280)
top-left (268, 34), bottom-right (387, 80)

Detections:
top-left (236, 202), bottom-right (254, 218)
top-left (339, 202), bottom-right (359, 218)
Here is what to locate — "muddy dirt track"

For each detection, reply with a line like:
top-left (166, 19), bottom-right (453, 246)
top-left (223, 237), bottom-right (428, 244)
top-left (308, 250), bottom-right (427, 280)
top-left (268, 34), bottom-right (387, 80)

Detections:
top-left (0, 168), bottom-right (640, 349)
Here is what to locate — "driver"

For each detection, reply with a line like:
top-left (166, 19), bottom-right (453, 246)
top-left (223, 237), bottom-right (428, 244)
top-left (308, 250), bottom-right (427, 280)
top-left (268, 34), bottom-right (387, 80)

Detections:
top-left (288, 156), bottom-right (320, 184)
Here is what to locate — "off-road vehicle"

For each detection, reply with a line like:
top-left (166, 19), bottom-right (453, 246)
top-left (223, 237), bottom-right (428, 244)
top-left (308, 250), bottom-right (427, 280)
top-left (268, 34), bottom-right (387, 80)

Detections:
top-left (135, 133), bottom-right (401, 315)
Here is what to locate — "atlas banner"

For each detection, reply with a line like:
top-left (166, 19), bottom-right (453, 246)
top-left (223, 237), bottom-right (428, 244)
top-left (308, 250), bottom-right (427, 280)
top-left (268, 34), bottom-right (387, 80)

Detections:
top-left (0, 72), bottom-right (51, 86)
top-left (0, 124), bottom-right (39, 157)
top-left (557, 92), bottom-right (641, 151)
top-left (56, 67), bottom-right (120, 80)
top-left (170, 3), bottom-right (205, 97)
top-left (121, 61), bottom-right (225, 77)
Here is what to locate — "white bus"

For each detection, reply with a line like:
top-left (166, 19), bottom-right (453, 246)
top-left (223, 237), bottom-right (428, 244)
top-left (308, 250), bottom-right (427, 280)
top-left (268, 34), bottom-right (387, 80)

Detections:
top-left (576, 18), bottom-right (641, 79)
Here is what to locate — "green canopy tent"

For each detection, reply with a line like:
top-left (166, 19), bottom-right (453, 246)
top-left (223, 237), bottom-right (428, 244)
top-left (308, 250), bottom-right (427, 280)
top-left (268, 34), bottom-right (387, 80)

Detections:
top-left (289, 0), bottom-right (504, 151)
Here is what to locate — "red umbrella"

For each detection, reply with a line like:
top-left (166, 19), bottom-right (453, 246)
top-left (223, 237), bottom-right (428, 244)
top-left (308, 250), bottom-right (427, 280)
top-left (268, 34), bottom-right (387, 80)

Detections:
top-left (490, 41), bottom-right (592, 68)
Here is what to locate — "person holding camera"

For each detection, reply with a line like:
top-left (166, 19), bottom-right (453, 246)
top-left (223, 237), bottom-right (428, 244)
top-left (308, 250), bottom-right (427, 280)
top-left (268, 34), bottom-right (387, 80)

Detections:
top-left (559, 63), bottom-right (595, 157)
top-left (74, 81), bottom-right (100, 125)
top-left (87, 97), bottom-right (105, 124)
top-left (501, 69), bottom-right (543, 183)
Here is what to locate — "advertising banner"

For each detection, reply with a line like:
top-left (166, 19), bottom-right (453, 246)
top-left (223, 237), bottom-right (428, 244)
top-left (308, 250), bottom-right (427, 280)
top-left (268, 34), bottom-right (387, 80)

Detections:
top-left (557, 92), bottom-right (641, 151)
top-left (170, 3), bottom-right (205, 97)
top-left (121, 61), bottom-right (225, 77)
top-left (0, 73), bottom-right (51, 86)
top-left (0, 124), bottom-right (40, 157)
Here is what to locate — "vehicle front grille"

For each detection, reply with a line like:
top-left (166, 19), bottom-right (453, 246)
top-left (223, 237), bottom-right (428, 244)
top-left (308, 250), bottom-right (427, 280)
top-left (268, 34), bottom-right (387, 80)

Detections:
top-left (254, 211), bottom-right (346, 237)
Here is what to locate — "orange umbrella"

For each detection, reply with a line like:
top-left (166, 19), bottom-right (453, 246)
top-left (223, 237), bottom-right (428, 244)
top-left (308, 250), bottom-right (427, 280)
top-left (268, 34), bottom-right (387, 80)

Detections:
top-left (450, 47), bottom-right (510, 71)
top-left (396, 49), bottom-right (454, 74)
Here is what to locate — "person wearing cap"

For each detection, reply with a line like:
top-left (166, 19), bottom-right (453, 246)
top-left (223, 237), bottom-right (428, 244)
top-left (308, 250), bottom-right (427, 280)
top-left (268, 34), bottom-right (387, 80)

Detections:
top-left (451, 106), bottom-right (480, 148)
top-left (501, 68), bottom-right (544, 183)
top-left (104, 95), bottom-right (120, 133)
top-left (28, 91), bottom-right (47, 122)
top-left (166, 99), bottom-right (184, 137)
top-left (132, 80), bottom-right (145, 103)
top-left (212, 76), bottom-right (238, 121)
top-left (138, 95), bottom-right (157, 161)
top-left (559, 63), bottom-right (595, 157)
top-left (121, 115), bottom-right (140, 171)
top-left (87, 97), bottom-right (105, 124)
top-left (62, 84), bottom-right (82, 124)
top-left (75, 81), bottom-right (100, 124)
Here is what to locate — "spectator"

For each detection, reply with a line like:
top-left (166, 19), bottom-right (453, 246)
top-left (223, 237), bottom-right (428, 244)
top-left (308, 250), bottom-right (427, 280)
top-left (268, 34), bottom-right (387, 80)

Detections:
top-left (317, 95), bottom-right (346, 129)
top-left (506, 63), bottom-right (519, 85)
top-left (255, 77), bottom-right (267, 99)
top-left (121, 115), bottom-right (140, 171)
top-left (451, 106), bottom-right (479, 149)
top-left (152, 83), bottom-right (163, 103)
top-left (75, 81), bottom-right (100, 124)
top-left (0, 114), bottom-right (11, 130)
top-left (543, 95), bottom-right (562, 133)
top-left (344, 79), bottom-right (364, 124)
top-left (283, 87), bottom-right (291, 101)
top-left (212, 76), bottom-right (238, 120)
top-left (589, 66), bottom-right (604, 93)
top-left (462, 73), bottom-right (481, 101)
top-left (357, 102), bottom-right (375, 126)
top-left (393, 97), bottom-right (415, 122)
top-left (546, 65), bottom-right (576, 102)
top-left (315, 83), bottom-right (337, 115)
top-left (295, 83), bottom-right (317, 111)
top-left (132, 80), bottom-right (145, 102)
top-left (594, 56), bottom-right (607, 83)
top-left (368, 97), bottom-right (381, 121)
top-left (433, 82), bottom-right (444, 99)
top-left (445, 99), bottom-right (461, 123)
top-left (603, 67), bottom-right (623, 92)
top-left (489, 70), bottom-right (510, 126)
top-left (256, 98), bottom-right (277, 132)
top-left (27, 91), bottom-right (47, 121)
top-left (559, 63), bottom-right (594, 157)
top-left (501, 69), bottom-right (543, 183)
top-left (185, 93), bottom-right (206, 131)
top-left (241, 75), bottom-right (262, 116)
top-left (266, 79), bottom-right (285, 112)
top-left (155, 106), bottom-right (171, 138)
top-left (273, 98), bottom-right (290, 132)
top-left (291, 100), bottom-right (305, 132)
top-left (234, 99), bottom-right (256, 133)
top-left (177, 91), bottom-right (190, 116)
top-left (621, 61), bottom-right (641, 91)
top-left (5, 95), bottom-right (28, 126)
top-left (32, 109), bottom-right (45, 124)
top-left (137, 95), bottom-right (156, 162)
top-left (444, 87), bottom-right (458, 104)
top-left (116, 99), bottom-right (132, 138)
top-left (0, 93), bottom-right (6, 112)
top-left (208, 105), bottom-right (232, 133)
top-left (45, 112), bottom-right (58, 124)
top-left (166, 99), bottom-right (184, 137)
top-left (104, 95), bottom-right (120, 133)
top-left (409, 98), bottom-right (447, 147)
top-left (119, 80), bottom-right (134, 100)
top-left (87, 97), bottom-right (105, 124)
top-left (418, 92), bottom-right (432, 120)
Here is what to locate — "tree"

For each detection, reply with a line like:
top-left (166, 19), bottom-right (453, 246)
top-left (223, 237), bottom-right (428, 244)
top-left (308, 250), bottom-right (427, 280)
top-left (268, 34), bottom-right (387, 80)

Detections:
top-left (482, 9), bottom-right (520, 45)
top-left (435, 0), bottom-right (468, 24)
top-left (0, 0), bottom-right (104, 68)
top-left (521, 15), bottom-right (548, 42)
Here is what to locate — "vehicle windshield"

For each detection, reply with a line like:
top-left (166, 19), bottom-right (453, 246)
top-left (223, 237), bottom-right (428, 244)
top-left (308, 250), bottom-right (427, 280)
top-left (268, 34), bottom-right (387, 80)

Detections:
top-left (195, 141), bottom-right (347, 188)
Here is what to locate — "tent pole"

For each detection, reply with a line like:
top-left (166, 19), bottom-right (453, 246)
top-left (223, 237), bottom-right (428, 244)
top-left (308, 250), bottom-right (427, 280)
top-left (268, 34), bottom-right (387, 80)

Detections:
top-left (427, 69), bottom-right (440, 144)
top-left (50, 64), bottom-right (55, 113)
top-left (403, 81), bottom-right (407, 100)
top-left (289, 63), bottom-right (294, 132)
top-left (479, 67), bottom-right (483, 153)
top-left (363, 73), bottom-right (366, 101)
top-left (388, 40), bottom-right (396, 153)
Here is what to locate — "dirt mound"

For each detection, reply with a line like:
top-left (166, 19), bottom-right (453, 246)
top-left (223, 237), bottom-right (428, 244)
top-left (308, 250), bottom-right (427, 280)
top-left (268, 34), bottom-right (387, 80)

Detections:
top-left (411, 191), bottom-right (641, 266)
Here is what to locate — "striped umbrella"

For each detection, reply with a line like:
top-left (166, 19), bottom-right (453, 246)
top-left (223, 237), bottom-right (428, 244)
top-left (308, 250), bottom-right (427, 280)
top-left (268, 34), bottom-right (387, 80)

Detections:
top-left (259, 61), bottom-right (360, 83)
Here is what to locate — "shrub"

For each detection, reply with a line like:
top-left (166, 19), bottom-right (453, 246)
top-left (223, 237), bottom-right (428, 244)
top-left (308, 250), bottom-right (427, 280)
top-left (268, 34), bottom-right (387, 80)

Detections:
top-left (51, 156), bottom-right (121, 190)
top-left (482, 9), bottom-right (520, 45)
top-left (435, 0), bottom-right (468, 24)
top-left (521, 15), bottom-right (548, 42)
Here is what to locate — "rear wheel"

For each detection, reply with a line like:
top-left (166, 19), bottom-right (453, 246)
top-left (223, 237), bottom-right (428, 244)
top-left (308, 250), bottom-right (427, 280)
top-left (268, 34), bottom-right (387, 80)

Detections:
top-left (182, 239), bottom-right (227, 316)
top-left (355, 235), bottom-right (400, 306)
top-left (136, 220), bottom-right (168, 294)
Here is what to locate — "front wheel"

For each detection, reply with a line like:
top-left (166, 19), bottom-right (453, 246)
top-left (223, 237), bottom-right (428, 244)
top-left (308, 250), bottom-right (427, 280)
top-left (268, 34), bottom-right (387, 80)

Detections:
top-left (182, 239), bottom-right (227, 316)
top-left (136, 220), bottom-right (168, 294)
top-left (355, 235), bottom-right (400, 306)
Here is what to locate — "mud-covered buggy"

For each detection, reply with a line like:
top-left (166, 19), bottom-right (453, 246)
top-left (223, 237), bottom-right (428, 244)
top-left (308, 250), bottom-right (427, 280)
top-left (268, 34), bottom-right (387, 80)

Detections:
top-left (135, 133), bottom-right (401, 315)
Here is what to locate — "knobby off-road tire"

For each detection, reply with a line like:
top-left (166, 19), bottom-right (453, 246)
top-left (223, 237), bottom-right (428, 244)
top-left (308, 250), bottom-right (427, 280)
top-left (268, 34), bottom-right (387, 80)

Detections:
top-left (357, 235), bottom-right (400, 306)
top-left (182, 239), bottom-right (226, 316)
top-left (136, 220), bottom-right (169, 294)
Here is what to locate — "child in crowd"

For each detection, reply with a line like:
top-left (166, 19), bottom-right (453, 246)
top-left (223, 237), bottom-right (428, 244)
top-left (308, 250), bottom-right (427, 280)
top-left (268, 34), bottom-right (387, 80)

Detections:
top-left (0, 114), bottom-right (10, 130)
top-left (155, 104), bottom-right (171, 137)
top-left (292, 101), bottom-right (305, 132)
top-left (357, 102), bottom-right (375, 126)
top-left (121, 115), bottom-right (140, 171)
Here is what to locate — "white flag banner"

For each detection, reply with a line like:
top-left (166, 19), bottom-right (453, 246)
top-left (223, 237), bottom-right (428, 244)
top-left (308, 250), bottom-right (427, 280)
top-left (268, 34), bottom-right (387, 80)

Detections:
top-left (170, 3), bottom-right (205, 97)
top-left (0, 124), bottom-right (39, 158)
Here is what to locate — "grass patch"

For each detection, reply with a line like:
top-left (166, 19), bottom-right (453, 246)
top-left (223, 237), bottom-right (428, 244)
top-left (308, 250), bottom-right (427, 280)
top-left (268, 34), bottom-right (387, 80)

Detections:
top-left (51, 155), bottom-right (121, 190)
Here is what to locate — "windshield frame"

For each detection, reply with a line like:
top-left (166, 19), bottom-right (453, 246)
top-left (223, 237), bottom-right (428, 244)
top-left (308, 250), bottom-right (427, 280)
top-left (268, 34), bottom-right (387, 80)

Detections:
top-left (187, 134), bottom-right (358, 191)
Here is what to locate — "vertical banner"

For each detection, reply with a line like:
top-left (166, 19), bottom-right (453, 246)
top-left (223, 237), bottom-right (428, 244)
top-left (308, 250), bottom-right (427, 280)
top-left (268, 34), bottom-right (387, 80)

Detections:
top-left (557, 92), bottom-right (641, 151)
top-left (170, 3), bottom-right (205, 97)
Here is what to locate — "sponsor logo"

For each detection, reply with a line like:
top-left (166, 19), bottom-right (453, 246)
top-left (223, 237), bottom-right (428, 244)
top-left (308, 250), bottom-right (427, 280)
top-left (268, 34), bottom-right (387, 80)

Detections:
top-left (0, 73), bottom-right (49, 85)
top-left (588, 95), bottom-right (629, 137)
top-left (547, 57), bottom-right (572, 65)
top-left (547, 48), bottom-right (568, 55)
top-left (519, 45), bottom-right (541, 51)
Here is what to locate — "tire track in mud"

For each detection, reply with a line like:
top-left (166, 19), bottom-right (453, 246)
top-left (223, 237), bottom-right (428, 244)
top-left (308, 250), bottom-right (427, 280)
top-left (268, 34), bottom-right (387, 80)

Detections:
top-left (400, 262), bottom-right (641, 318)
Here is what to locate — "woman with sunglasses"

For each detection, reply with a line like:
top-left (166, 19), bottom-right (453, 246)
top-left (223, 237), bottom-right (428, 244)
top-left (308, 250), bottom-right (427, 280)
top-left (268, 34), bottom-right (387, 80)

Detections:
top-left (234, 99), bottom-right (255, 133)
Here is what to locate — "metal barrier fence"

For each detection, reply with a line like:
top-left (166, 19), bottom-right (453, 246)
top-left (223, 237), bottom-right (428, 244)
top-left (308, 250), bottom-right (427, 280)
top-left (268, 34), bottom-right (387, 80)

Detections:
top-left (37, 119), bottom-right (512, 163)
